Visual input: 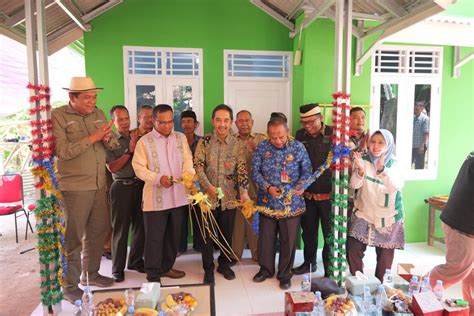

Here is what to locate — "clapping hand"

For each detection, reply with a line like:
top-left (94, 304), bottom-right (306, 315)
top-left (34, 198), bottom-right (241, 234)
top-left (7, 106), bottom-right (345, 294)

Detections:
top-left (353, 151), bottom-right (365, 176)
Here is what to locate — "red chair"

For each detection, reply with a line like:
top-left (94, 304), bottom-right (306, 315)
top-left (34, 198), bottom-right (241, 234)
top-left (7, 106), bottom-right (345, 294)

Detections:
top-left (0, 174), bottom-right (34, 243)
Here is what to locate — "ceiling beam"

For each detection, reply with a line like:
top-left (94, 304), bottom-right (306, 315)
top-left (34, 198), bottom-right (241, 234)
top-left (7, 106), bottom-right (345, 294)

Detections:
top-left (325, 7), bottom-right (364, 38)
top-left (286, 0), bottom-right (305, 19)
top-left (250, 0), bottom-right (295, 30)
top-left (47, 21), bottom-right (82, 55)
top-left (4, 0), bottom-right (55, 27)
top-left (54, 0), bottom-right (90, 31)
top-left (0, 23), bottom-right (26, 44)
top-left (376, 0), bottom-right (408, 18)
top-left (352, 12), bottom-right (386, 21)
top-left (82, 0), bottom-right (122, 22)
top-left (290, 0), bottom-right (334, 38)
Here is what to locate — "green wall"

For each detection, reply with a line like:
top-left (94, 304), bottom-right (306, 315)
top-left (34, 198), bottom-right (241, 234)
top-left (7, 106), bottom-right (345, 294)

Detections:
top-left (84, 0), bottom-right (292, 129)
top-left (296, 19), bottom-right (474, 242)
top-left (85, 0), bottom-right (473, 243)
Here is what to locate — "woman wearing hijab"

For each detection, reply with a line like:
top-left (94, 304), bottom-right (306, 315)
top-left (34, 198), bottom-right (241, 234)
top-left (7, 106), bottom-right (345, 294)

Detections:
top-left (347, 129), bottom-right (405, 281)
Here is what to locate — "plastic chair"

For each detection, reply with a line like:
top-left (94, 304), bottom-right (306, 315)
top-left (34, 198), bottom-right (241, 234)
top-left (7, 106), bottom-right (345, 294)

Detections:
top-left (0, 174), bottom-right (34, 243)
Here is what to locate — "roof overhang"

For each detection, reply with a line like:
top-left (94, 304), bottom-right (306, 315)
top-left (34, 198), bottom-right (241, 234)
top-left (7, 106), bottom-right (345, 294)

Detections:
top-left (0, 0), bottom-right (122, 55)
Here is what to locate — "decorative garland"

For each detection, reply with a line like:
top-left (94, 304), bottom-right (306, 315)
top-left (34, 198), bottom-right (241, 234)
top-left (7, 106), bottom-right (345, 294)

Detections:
top-left (27, 83), bottom-right (65, 307)
top-left (328, 92), bottom-right (352, 283)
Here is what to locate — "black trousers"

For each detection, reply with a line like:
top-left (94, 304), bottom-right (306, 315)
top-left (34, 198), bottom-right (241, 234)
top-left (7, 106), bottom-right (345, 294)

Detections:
top-left (109, 180), bottom-right (145, 274)
top-left (412, 147), bottom-right (426, 169)
top-left (346, 236), bottom-right (395, 282)
top-left (199, 207), bottom-right (236, 273)
top-left (258, 214), bottom-right (300, 282)
top-left (143, 206), bottom-right (185, 280)
top-left (300, 198), bottom-right (332, 277)
top-left (179, 204), bottom-right (205, 252)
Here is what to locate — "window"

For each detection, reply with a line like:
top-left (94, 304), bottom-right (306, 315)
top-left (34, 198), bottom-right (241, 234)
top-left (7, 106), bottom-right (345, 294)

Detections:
top-left (124, 46), bottom-right (203, 134)
top-left (371, 46), bottom-right (443, 180)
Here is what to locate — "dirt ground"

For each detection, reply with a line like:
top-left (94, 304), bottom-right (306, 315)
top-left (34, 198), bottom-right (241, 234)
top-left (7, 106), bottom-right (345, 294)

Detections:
top-left (0, 214), bottom-right (40, 316)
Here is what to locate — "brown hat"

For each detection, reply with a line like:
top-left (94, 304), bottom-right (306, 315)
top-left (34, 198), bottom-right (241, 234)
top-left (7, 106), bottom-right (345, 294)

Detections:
top-left (63, 77), bottom-right (103, 92)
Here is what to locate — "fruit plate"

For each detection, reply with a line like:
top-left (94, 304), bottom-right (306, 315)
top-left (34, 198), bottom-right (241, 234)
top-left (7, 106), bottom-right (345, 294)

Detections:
top-left (95, 298), bottom-right (127, 316)
top-left (159, 292), bottom-right (198, 314)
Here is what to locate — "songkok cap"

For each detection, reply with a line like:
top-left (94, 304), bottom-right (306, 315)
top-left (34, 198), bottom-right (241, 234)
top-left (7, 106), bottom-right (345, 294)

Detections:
top-left (181, 110), bottom-right (197, 121)
top-left (300, 103), bottom-right (321, 118)
top-left (270, 112), bottom-right (288, 123)
top-left (63, 77), bottom-right (103, 92)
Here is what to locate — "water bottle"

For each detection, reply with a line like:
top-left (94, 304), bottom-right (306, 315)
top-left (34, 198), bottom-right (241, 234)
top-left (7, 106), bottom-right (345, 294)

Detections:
top-left (73, 299), bottom-right (82, 316)
top-left (433, 280), bottom-right (444, 301)
top-left (375, 285), bottom-right (388, 312)
top-left (311, 291), bottom-right (325, 316)
top-left (363, 285), bottom-right (374, 313)
top-left (81, 287), bottom-right (95, 316)
top-left (408, 276), bottom-right (420, 297)
top-left (126, 305), bottom-right (135, 315)
top-left (382, 269), bottom-right (393, 288)
top-left (420, 276), bottom-right (431, 292)
top-left (301, 274), bottom-right (311, 292)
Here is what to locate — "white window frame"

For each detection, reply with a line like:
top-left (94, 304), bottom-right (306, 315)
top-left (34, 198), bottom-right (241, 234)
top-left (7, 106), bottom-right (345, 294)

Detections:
top-left (123, 46), bottom-right (204, 134)
top-left (223, 49), bottom-right (293, 129)
top-left (370, 45), bottom-right (443, 181)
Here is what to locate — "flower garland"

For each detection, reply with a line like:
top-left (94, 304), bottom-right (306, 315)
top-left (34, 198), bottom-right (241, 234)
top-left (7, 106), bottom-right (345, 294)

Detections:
top-left (28, 83), bottom-right (65, 307)
top-left (327, 92), bottom-right (352, 283)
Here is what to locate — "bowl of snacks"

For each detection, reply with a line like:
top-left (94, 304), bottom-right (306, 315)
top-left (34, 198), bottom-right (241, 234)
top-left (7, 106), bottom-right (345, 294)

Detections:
top-left (325, 296), bottom-right (357, 315)
top-left (95, 298), bottom-right (127, 316)
top-left (160, 292), bottom-right (198, 315)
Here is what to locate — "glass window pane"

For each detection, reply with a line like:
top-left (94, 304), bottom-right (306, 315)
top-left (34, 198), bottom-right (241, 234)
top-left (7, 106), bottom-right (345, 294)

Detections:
top-left (411, 84), bottom-right (431, 170)
top-left (136, 85), bottom-right (156, 116)
top-left (379, 84), bottom-right (398, 141)
top-left (172, 85), bottom-right (193, 133)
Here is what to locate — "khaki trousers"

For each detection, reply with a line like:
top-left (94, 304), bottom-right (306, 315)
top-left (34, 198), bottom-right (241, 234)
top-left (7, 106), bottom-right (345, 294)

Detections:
top-left (430, 223), bottom-right (474, 311)
top-left (232, 209), bottom-right (258, 261)
top-left (61, 187), bottom-right (110, 292)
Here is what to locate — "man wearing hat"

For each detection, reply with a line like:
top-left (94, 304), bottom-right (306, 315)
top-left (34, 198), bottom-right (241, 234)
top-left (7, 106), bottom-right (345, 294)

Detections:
top-left (293, 103), bottom-right (333, 277)
top-left (52, 77), bottom-right (120, 302)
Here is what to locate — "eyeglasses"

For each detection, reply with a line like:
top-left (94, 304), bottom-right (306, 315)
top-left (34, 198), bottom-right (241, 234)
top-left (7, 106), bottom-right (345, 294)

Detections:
top-left (156, 120), bottom-right (174, 125)
top-left (299, 118), bottom-right (319, 126)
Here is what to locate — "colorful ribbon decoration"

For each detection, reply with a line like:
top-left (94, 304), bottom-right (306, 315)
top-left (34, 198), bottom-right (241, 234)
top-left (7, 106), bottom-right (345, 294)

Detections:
top-left (28, 83), bottom-right (65, 307)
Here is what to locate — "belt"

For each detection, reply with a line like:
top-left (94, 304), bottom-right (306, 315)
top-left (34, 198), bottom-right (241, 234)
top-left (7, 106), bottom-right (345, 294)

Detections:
top-left (303, 192), bottom-right (331, 201)
top-left (114, 177), bottom-right (142, 185)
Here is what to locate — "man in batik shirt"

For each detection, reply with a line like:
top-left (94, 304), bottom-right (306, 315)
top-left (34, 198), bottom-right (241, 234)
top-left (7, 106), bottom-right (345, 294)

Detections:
top-left (251, 117), bottom-right (312, 290)
top-left (194, 104), bottom-right (249, 285)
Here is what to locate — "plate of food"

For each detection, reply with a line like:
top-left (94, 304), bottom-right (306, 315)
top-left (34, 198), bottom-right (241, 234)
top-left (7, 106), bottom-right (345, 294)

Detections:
top-left (95, 298), bottom-right (127, 316)
top-left (325, 296), bottom-right (357, 315)
top-left (160, 292), bottom-right (198, 314)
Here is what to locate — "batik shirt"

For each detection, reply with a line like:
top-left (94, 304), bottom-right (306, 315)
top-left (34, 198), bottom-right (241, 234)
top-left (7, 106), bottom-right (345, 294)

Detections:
top-left (194, 131), bottom-right (249, 211)
top-left (252, 139), bottom-right (312, 218)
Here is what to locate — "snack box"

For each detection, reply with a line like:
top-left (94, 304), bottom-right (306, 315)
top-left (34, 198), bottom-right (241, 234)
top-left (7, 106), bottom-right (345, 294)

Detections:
top-left (285, 291), bottom-right (315, 315)
top-left (345, 274), bottom-right (381, 295)
top-left (410, 292), bottom-right (443, 316)
top-left (443, 300), bottom-right (470, 316)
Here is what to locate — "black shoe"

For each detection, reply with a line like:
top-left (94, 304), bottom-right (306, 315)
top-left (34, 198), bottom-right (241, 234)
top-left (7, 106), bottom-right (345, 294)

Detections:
top-left (216, 266), bottom-right (236, 280)
top-left (128, 265), bottom-right (146, 273)
top-left (279, 280), bottom-right (291, 290)
top-left (203, 271), bottom-right (215, 285)
top-left (229, 259), bottom-right (238, 267)
top-left (291, 263), bottom-right (316, 275)
top-left (252, 271), bottom-right (269, 283)
top-left (112, 271), bottom-right (124, 283)
top-left (147, 276), bottom-right (161, 283)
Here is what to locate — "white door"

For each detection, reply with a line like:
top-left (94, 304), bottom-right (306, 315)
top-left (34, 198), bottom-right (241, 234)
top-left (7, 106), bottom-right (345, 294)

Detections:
top-left (224, 50), bottom-right (292, 134)
top-left (226, 80), bottom-right (290, 133)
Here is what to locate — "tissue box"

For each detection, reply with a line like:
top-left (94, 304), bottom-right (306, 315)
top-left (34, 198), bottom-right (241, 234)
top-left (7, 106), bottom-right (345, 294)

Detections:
top-left (345, 275), bottom-right (381, 295)
top-left (397, 263), bottom-right (431, 283)
top-left (410, 292), bottom-right (444, 316)
top-left (135, 282), bottom-right (161, 309)
top-left (284, 291), bottom-right (315, 315)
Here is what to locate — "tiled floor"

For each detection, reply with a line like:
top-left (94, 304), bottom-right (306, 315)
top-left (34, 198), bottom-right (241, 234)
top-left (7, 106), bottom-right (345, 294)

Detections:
top-left (31, 242), bottom-right (461, 315)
